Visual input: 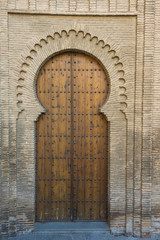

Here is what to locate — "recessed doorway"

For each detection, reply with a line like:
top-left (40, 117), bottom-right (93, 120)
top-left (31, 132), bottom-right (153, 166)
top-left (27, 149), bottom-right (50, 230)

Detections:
top-left (35, 51), bottom-right (109, 222)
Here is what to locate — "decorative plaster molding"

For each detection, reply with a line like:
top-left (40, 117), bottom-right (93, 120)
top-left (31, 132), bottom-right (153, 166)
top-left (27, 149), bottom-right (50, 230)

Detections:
top-left (16, 29), bottom-right (127, 121)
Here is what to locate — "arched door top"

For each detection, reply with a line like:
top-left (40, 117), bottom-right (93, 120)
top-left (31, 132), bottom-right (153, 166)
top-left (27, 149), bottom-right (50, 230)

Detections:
top-left (16, 29), bottom-right (127, 122)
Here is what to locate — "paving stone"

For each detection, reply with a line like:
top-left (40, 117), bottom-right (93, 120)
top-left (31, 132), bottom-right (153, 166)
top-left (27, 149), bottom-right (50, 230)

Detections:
top-left (7, 231), bottom-right (160, 240)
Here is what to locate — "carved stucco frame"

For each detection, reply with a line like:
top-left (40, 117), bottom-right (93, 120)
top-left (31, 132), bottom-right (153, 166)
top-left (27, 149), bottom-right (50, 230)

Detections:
top-left (16, 29), bottom-right (128, 234)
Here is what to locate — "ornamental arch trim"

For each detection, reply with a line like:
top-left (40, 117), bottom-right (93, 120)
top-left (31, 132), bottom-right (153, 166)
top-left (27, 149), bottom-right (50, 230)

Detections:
top-left (16, 29), bottom-right (128, 121)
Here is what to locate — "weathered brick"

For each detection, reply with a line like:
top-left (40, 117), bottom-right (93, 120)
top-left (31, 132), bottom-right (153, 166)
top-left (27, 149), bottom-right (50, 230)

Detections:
top-left (0, 0), bottom-right (159, 239)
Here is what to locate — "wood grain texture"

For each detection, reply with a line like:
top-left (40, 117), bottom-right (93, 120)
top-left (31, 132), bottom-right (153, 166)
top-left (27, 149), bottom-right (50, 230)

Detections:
top-left (36, 52), bottom-right (109, 221)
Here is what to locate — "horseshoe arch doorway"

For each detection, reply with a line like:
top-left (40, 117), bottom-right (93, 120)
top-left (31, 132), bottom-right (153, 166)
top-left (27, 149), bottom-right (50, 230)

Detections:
top-left (35, 51), bottom-right (109, 222)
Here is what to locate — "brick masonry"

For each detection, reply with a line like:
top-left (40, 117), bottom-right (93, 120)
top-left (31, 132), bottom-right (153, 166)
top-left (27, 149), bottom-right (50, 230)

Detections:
top-left (0, 0), bottom-right (159, 238)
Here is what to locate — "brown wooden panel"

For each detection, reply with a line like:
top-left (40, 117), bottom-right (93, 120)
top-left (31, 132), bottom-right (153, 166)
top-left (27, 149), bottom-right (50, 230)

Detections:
top-left (71, 53), bottom-right (108, 220)
top-left (36, 51), bottom-right (109, 222)
top-left (36, 53), bottom-right (72, 221)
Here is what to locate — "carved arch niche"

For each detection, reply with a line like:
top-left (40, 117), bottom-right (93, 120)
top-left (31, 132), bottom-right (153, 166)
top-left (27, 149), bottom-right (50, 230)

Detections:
top-left (16, 29), bottom-right (128, 234)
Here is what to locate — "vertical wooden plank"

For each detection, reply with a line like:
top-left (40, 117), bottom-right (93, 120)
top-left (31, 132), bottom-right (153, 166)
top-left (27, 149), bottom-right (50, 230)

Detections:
top-left (50, 56), bottom-right (60, 221)
top-left (72, 52), bottom-right (108, 221)
top-left (88, 58), bottom-right (94, 220)
top-left (91, 61), bottom-right (98, 220)
top-left (45, 64), bottom-right (52, 220)
top-left (36, 53), bottom-right (72, 221)
top-left (52, 53), bottom-right (72, 221)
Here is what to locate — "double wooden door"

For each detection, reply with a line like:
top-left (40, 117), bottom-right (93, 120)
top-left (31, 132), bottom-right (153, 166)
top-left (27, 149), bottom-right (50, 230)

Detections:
top-left (36, 52), bottom-right (109, 221)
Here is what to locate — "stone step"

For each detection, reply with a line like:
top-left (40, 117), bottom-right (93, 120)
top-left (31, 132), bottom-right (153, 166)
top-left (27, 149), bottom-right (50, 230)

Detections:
top-left (8, 232), bottom-right (157, 240)
top-left (34, 221), bottom-right (110, 232)
top-left (7, 222), bottom-right (158, 240)
top-left (8, 232), bottom-right (116, 240)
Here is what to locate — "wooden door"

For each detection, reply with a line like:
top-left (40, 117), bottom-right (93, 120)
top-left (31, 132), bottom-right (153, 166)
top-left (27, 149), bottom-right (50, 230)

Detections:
top-left (36, 52), bottom-right (109, 222)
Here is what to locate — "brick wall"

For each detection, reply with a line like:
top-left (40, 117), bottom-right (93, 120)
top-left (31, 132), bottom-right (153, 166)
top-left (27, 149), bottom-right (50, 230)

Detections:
top-left (7, 0), bottom-right (137, 12)
top-left (0, 0), bottom-right (159, 238)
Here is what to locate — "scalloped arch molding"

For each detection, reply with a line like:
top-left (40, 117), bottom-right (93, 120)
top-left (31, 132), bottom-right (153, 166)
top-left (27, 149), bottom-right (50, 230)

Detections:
top-left (16, 29), bottom-right (127, 121)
